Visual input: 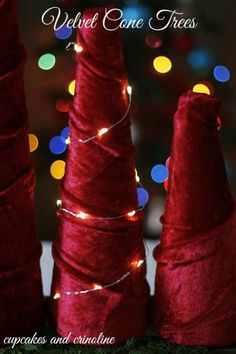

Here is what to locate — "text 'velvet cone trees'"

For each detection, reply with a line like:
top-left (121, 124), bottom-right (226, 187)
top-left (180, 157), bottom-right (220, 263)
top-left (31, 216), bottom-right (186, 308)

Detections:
top-left (50, 7), bottom-right (149, 344)
top-left (0, 0), bottom-right (43, 341)
top-left (153, 91), bottom-right (236, 346)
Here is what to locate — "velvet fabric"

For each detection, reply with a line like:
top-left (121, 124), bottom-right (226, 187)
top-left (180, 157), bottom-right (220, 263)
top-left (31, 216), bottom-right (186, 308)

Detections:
top-left (0, 0), bottom-right (43, 342)
top-left (50, 7), bottom-right (149, 345)
top-left (153, 91), bottom-right (236, 347)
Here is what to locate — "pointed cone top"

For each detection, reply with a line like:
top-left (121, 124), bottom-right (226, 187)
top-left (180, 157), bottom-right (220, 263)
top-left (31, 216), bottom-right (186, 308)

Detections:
top-left (162, 90), bottom-right (233, 245)
top-left (76, 6), bottom-right (125, 76)
top-left (66, 6), bottom-right (137, 215)
top-left (71, 5), bottom-right (129, 133)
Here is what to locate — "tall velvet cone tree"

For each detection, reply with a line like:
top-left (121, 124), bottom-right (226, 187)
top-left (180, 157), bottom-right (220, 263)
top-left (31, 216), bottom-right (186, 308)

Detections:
top-left (0, 0), bottom-right (43, 341)
top-left (50, 7), bottom-right (150, 345)
top-left (153, 90), bottom-right (236, 347)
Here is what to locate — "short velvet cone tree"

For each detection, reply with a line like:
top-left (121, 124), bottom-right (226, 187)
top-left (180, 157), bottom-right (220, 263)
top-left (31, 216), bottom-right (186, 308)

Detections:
top-left (0, 0), bottom-right (43, 341)
top-left (50, 7), bottom-right (150, 344)
top-left (153, 90), bottom-right (236, 347)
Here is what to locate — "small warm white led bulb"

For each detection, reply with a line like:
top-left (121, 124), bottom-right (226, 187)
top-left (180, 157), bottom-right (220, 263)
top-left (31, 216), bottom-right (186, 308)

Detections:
top-left (76, 211), bottom-right (89, 219)
top-left (127, 210), bottom-right (136, 217)
top-left (74, 43), bottom-right (83, 53)
top-left (65, 137), bottom-right (71, 145)
top-left (136, 260), bottom-right (144, 268)
top-left (127, 85), bottom-right (132, 95)
top-left (135, 169), bottom-right (140, 183)
top-left (56, 199), bottom-right (62, 207)
top-left (93, 284), bottom-right (102, 290)
top-left (98, 128), bottom-right (109, 137)
top-left (53, 292), bottom-right (61, 300)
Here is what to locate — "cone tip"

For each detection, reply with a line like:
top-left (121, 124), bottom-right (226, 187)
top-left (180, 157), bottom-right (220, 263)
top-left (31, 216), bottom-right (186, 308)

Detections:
top-left (179, 90), bottom-right (221, 109)
top-left (176, 90), bottom-right (221, 125)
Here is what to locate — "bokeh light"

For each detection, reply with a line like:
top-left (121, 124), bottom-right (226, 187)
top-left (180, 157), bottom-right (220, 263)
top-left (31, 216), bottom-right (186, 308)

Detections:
top-left (193, 83), bottom-right (211, 95)
top-left (213, 65), bottom-right (230, 82)
top-left (122, 4), bottom-right (151, 22)
top-left (55, 25), bottom-right (73, 40)
top-left (153, 56), bottom-right (172, 74)
top-left (201, 81), bottom-right (215, 95)
top-left (172, 33), bottom-right (195, 53)
top-left (38, 53), bottom-right (56, 70)
top-left (151, 164), bottom-right (169, 183)
top-left (122, 5), bottom-right (140, 20)
top-left (56, 99), bottom-right (70, 113)
top-left (68, 80), bottom-right (76, 96)
top-left (28, 134), bottom-right (39, 152)
top-left (49, 136), bottom-right (67, 155)
top-left (187, 48), bottom-right (214, 70)
top-left (145, 33), bottom-right (162, 49)
top-left (50, 160), bottom-right (66, 180)
top-left (60, 126), bottom-right (70, 140)
top-left (137, 187), bottom-right (149, 207)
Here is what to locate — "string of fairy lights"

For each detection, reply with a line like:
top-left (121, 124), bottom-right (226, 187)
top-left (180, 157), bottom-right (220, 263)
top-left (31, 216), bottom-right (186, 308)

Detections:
top-left (56, 159), bottom-right (147, 223)
top-left (53, 243), bottom-right (148, 298)
top-left (64, 81), bottom-right (132, 145)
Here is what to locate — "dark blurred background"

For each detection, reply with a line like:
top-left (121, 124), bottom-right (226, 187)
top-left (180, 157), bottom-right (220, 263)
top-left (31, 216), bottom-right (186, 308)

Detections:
top-left (18, 0), bottom-right (236, 241)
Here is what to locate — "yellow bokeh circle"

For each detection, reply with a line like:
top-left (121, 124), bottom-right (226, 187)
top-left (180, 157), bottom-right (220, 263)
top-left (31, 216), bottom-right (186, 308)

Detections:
top-left (68, 80), bottom-right (76, 96)
top-left (193, 83), bottom-right (210, 95)
top-left (28, 133), bottom-right (39, 152)
top-left (50, 160), bottom-right (66, 180)
top-left (153, 56), bottom-right (172, 74)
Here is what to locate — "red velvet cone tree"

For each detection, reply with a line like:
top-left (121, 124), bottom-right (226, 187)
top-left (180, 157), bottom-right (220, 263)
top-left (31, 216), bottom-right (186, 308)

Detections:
top-left (50, 7), bottom-right (149, 344)
top-left (0, 0), bottom-right (43, 341)
top-left (153, 90), bottom-right (236, 347)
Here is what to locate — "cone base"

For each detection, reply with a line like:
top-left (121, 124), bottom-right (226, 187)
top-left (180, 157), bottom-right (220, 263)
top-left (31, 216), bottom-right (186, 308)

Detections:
top-left (156, 327), bottom-right (236, 348)
top-left (153, 203), bottom-right (236, 347)
top-left (50, 266), bottom-right (149, 346)
top-left (0, 263), bottom-right (43, 343)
